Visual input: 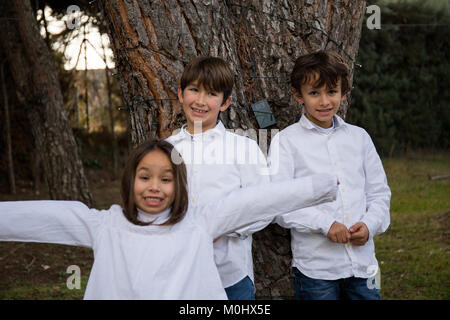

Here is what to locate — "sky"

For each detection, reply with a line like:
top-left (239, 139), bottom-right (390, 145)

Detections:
top-left (38, 6), bottom-right (115, 70)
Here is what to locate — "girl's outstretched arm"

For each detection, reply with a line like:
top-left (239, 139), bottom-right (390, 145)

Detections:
top-left (0, 200), bottom-right (106, 248)
top-left (194, 173), bottom-right (338, 239)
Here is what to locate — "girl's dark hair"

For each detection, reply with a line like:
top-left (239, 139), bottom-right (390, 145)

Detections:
top-left (180, 56), bottom-right (234, 105)
top-left (120, 139), bottom-right (188, 226)
top-left (290, 50), bottom-right (350, 96)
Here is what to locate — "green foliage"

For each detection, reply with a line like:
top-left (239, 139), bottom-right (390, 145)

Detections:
top-left (348, 0), bottom-right (450, 156)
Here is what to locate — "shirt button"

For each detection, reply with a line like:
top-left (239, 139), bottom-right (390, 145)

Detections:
top-left (345, 216), bottom-right (350, 221)
top-left (334, 162), bottom-right (338, 166)
top-left (346, 243), bottom-right (351, 248)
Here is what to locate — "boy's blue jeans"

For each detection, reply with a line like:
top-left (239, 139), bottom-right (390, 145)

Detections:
top-left (293, 267), bottom-right (381, 300)
top-left (225, 276), bottom-right (255, 300)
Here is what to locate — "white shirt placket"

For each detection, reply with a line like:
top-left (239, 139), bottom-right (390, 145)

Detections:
top-left (190, 135), bottom-right (203, 205)
top-left (327, 130), bottom-right (359, 270)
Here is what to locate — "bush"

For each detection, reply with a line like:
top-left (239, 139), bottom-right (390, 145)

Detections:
top-left (348, 0), bottom-right (450, 156)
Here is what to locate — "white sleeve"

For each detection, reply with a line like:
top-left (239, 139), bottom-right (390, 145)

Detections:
top-left (228, 139), bottom-right (273, 237)
top-left (0, 200), bottom-right (106, 248)
top-left (269, 132), bottom-right (335, 235)
top-left (274, 198), bottom-right (336, 236)
top-left (193, 173), bottom-right (338, 239)
top-left (360, 131), bottom-right (391, 238)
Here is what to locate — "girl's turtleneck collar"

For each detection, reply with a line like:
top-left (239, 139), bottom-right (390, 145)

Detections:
top-left (137, 207), bottom-right (171, 225)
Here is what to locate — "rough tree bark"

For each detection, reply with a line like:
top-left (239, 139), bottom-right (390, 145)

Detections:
top-left (1, 62), bottom-right (16, 195)
top-left (0, 0), bottom-right (93, 206)
top-left (99, 0), bottom-right (366, 298)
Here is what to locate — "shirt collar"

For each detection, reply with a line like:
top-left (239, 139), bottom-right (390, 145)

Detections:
top-left (333, 114), bottom-right (347, 129)
top-left (299, 114), bottom-right (347, 132)
top-left (179, 121), bottom-right (226, 142)
top-left (137, 207), bottom-right (171, 225)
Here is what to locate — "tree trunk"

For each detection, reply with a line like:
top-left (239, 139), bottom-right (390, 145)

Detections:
top-left (1, 62), bottom-right (16, 195)
top-left (83, 25), bottom-right (90, 132)
top-left (0, 0), bottom-right (93, 206)
top-left (99, 0), bottom-right (253, 144)
top-left (100, 33), bottom-right (119, 178)
top-left (100, 0), bottom-right (366, 298)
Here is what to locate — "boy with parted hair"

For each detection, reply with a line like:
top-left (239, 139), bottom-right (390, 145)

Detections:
top-left (269, 51), bottom-right (391, 300)
top-left (167, 56), bottom-right (271, 299)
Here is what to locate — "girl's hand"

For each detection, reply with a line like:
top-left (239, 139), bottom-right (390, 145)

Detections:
top-left (213, 237), bottom-right (220, 243)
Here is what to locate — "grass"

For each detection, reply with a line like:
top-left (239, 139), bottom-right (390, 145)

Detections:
top-left (0, 241), bottom-right (92, 300)
top-left (0, 152), bottom-right (449, 299)
top-left (374, 152), bottom-right (450, 299)
top-left (0, 275), bottom-right (89, 300)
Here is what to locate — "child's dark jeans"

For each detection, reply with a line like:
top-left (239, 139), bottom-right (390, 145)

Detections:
top-left (293, 267), bottom-right (381, 300)
top-left (225, 276), bottom-right (255, 300)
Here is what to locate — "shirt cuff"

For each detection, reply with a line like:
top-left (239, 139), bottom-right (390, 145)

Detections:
top-left (360, 215), bottom-right (379, 240)
top-left (318, 214), bottom-right (336, 237)
top-left (312, 173), bottom-right (338, 204)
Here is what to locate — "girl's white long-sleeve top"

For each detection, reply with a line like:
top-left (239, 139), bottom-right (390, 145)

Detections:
top-left (0, 174), bottom-right (337, 300)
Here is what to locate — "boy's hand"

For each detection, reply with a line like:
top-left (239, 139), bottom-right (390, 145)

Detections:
top-left (349, 222), bottom-right (369, 246)
top-left (213, 237), bottom-right (220, 243)
top-left (327, 221), bottom-right (351, 243)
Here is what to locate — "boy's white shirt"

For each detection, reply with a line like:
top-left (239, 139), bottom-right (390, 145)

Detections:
top-left (269, 114), bottom-right (391, 280)
top-left (166, 121), bottom-right (272, 288)
top-left (0, 174), bottom-right (337, 299)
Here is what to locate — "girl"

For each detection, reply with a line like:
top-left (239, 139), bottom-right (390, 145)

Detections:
top-left (0, 139), bottom-right (337, 299)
